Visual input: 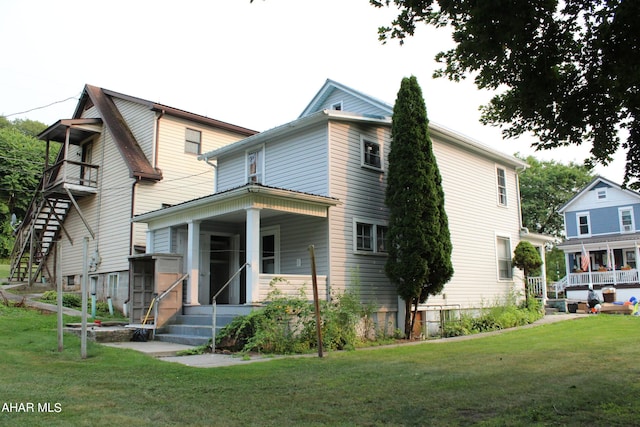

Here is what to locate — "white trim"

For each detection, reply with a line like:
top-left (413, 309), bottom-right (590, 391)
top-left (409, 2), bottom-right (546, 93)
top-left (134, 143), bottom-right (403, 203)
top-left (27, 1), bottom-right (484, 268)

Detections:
top-left (330, 101), bottom-right (343, 111)
top-left (619, 206), bottom-right (635, 233)
top-left (576, 211), bottom-right (591, 237)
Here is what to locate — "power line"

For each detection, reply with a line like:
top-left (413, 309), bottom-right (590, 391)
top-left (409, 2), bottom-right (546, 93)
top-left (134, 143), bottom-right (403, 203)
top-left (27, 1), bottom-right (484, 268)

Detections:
top-left (3, 95), bottom-right (79, 118)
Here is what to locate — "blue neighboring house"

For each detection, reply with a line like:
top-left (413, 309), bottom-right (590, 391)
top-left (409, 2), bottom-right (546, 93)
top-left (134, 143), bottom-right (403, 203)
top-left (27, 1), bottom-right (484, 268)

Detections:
top-left (557, 176), bottom-right (640, 301)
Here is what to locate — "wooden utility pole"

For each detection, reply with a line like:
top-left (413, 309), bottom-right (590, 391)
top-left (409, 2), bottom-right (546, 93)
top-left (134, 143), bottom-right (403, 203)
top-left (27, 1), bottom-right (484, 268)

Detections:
top-left (309, 245), bottom-right (323, 358)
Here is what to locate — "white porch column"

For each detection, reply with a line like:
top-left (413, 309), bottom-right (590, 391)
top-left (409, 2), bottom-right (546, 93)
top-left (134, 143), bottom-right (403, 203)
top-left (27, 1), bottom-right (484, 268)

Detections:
top-left (187, 220), bottom-right (200, 305)
top-left (246, 208), bottom-right (261, 304)
top-left (145, 229), bottom-right (154, 254)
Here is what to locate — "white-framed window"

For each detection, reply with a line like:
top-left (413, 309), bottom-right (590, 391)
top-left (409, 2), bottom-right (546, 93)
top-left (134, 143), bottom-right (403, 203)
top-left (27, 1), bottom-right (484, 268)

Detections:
top-left (353, 219), bottom-right (388, 254)
top-left (246, 146), bottom-right (264, 184)
top-left (361, 136), bottom-right (382, 171)
top-left (619, 207), bottom-right (635, 233)
top-left (331, 101), bottom-right (343, 111)
top-left (185, 128), bottom-right (202, 154)
top-left (496, 235), bottom-right (513, 280)
top-left (576, 212), bottom-right (591, 237)
top-left (260, 226), bottom-right (280, 274)
top-left (596, 188), bottom-right (607, 200)
top-left (496, 167), bottom-right (507, 206)
top-left (107, 273), bottom-right (119, 298)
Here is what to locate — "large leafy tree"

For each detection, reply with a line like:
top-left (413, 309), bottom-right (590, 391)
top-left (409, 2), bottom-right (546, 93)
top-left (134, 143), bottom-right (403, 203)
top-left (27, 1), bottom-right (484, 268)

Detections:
top-left (372, 1), bottom-right (640, 187)
top-left (0, 118), bottom-right (49, 258)
top-left (385, 76), bottom-right (453, 338)
top-left (518, 155), bottom-right (594, 238)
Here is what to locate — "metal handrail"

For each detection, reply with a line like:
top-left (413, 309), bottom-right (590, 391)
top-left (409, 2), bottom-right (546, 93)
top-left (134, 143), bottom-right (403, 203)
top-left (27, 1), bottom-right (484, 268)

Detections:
top-left (212, 262), bottom-right (249, 353)
top-left (152, 273), bottom-right (189, 338)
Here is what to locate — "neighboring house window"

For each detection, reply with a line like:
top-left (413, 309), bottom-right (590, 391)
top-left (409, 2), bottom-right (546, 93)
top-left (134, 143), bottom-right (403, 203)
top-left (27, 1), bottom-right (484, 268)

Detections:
top-left (619, 207), bottom-right (634, 233)
top-left (361, 137), bottom-right (382, 171)
top-left (596, 188), bottom-right (607, 200)
top-left (354, 220), bottom-right (388, 254)
top-left (247, 147), bottom-right (264, 183)
top-left (260, 226), bottom-right (280, 273)
top-left (331, 101), bottom-right (343, 111)
top-left (185, 128), bottom-right (202, 154)
top-left (577, 212), bottom-right (591, 236)
top-left (496, 236), bottom-right (512, 280)
top-left (496, 167), bottom-right (507, 206)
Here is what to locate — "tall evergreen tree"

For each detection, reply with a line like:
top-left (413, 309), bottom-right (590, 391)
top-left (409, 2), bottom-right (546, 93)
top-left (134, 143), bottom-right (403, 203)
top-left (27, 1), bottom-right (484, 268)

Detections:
top-left (385, 76), bottom-right (453, 338)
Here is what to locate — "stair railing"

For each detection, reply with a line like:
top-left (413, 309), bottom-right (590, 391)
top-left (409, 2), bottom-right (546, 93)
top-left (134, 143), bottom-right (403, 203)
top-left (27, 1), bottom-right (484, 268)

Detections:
top-left (152, 273), bottom-right (189, 339)
top-left (211, 262), bottom-right (249, 353)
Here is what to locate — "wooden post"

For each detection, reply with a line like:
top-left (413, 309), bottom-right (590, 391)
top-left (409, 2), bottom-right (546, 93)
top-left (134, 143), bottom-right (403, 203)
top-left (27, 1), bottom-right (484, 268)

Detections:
top-left (56, 242), bottom-right (63, 352)
top-left (81, 237), bottom-right (88, 359)
top-left (309, 245), bottom-right (323, 358)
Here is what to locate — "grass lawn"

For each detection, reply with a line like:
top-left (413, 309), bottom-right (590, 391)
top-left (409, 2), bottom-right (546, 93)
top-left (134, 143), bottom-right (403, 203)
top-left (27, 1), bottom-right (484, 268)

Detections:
top-left (0, 261), bottom-right (9, 281)
top-left (1, 305), bottom-right (640, 426)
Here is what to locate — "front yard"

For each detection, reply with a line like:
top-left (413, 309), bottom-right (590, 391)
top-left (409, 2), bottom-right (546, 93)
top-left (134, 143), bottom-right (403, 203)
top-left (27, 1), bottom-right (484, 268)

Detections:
top-left (1, 304), bottom-right (639, 426)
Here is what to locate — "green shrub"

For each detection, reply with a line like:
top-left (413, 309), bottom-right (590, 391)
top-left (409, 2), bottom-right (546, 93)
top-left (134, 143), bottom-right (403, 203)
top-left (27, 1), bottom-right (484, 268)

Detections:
top-left (216, 278), bottom-right (375, 354)
top-left (40, 291), bottom-right (81, 308)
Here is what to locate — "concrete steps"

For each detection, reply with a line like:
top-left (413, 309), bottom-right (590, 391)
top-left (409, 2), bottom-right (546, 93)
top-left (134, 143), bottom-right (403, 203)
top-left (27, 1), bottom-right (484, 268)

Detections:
top-left (154, 305), bottom-right (255, 346)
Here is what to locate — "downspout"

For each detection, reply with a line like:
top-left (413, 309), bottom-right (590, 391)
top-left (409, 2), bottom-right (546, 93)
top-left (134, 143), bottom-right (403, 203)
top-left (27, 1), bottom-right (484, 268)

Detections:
top-left (154, 109), bottom-right (165, 169)
top-left (205, 158), bottom-right (218, 193)
top-left (124, 177), bottom-right (141, 315)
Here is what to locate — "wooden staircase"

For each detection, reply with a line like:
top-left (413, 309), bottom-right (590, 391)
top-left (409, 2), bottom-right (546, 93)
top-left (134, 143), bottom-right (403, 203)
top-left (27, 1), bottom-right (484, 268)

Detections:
top-left (9, 193), bottom-right (71, 283)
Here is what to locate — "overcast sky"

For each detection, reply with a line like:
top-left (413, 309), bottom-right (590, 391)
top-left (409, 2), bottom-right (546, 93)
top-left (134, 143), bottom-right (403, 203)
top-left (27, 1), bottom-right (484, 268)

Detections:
top-left (0, 0), bottom-right (625, 183)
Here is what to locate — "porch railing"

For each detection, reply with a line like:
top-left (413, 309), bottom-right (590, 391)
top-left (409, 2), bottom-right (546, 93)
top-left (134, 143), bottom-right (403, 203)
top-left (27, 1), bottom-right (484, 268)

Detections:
top-left (43, 160), bottom-right (99, 192)
top-left (527, 276), bottom-right (545, 297)
top-left (567, 269), bottom-right (639, 286)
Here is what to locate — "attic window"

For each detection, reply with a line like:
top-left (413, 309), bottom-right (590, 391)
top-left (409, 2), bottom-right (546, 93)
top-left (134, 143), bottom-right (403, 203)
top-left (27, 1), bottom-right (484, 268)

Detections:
top-left (596, 188), bottom-right (607, 200)
top-left (331, 101), bottom-right (343, 111)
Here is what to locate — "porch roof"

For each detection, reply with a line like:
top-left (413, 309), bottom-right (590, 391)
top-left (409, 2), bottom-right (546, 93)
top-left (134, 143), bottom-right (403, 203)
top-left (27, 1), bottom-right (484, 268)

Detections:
top-left (557, 232), bottom-right (640, 251)
top-left (132, 183), bottom-right (340, 229)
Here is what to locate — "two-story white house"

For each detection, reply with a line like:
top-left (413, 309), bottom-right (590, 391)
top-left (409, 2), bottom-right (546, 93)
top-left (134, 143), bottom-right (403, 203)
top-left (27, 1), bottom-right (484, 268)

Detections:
top-left (133, 79), bottom-right (534, 342)
top-left (557, 176), bottom-right (640, 302)
top-left (9, 84), bottom-right (257, 317)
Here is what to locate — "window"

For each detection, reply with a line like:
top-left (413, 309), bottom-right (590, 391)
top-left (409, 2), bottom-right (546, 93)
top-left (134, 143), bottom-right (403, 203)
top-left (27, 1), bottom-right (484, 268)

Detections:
top-left (247, 147), bottom-right (264, 183)
top-left (185, 128), bottom-right (202, 154)
top-left (619, 207), bottom-right (634, 233)
top-left (577, 212), bottom-right (590, 236)
top-left (496, 236), bottom-right (512, 280)
top-left (107, 273), bottom-right (119, 298)
top-left (331, 101), bottom-right (343, 111)
top-left (596, 188), bottom-right (607, 200)
top-left (625, 251), bottom-right (636, 269)
top-left (496, 167), bottom-right (507, 206)
top-left (354, 220), bottom-right (388, 254)
top-left (260, 227), bottom-right (279, 273)
top-left (361, 137), bottom-right (382, 170)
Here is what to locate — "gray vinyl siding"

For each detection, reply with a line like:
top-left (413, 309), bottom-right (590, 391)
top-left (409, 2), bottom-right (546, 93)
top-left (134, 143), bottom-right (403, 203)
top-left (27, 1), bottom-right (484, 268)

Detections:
top-left (327, 121), bottom-right (395, 309)
top-left (152, 227), bottom-right (171, 253)
top-left (321, 90), bottom-right (390, 118)
top-left (262, 214), bottom-right (328, 276)
top-left (264, 124), bottom-right (328, 195)
top-left (216, 124), bottom-right (329, 196)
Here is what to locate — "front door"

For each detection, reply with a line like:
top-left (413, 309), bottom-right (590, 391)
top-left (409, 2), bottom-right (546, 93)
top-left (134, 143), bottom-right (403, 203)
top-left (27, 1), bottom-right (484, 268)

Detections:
top-left (210, 235), bottom-right (231, 304)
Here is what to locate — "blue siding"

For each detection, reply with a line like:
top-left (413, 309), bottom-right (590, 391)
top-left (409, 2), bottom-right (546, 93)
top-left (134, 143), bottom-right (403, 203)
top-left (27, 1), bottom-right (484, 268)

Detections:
top-left (565, 203), bottom-right (640, 237)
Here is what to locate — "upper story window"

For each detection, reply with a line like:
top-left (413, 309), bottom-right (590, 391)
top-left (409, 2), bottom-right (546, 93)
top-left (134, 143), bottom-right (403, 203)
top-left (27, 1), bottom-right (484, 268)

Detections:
top-left (354, 219), bottom-right (388, 254)
top-left (331, 101), bottom-right (343, 111)
top-left (577, 212), bottom-right (591, 236)
top-left (619, 207), bottom-right (635, 233)
top-left (596, 188), bottom-right (607, 200)
top-left (496, 167), bottom-right (507, 206)
top-left (247, 146), bottom-right (264, 184)
top-left (361, 136), bottom-right (382, 171)
top-left (496, 236), bottom-right (512, 280)
top-left (185, 128), bottom-right (202, 154)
